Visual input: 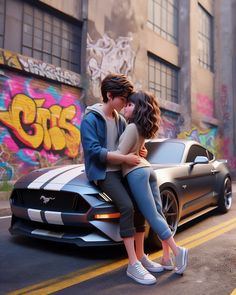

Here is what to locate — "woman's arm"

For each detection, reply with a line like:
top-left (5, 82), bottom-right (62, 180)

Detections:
top-left (107, 124), bottom-right (141, 165)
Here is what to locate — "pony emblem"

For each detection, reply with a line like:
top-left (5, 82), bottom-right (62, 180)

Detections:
top-left (40, 195), bottom-right (55, 204)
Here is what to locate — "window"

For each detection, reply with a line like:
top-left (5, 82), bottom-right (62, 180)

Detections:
top-left (198, 4), bottom-right (213, 71)
top-left (0, 0), bottom-right (5, 48)
top-left (148, 54), bottom-right (179, 103)
top-left (22, 2), bottom-right (81, 73)
top-left (186, 145), bottom-right (208, 163)
top-left (146, 141), bottom-right (185, 164)
top-left (147, 0), bottom-right (179, 45)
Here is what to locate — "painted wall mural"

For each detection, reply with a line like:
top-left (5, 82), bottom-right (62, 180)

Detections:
top-left (159, 110), bottom-right (183, 139)
top-left (196, 93), bottom-right (213, 117)
top-left (87, 33), bottom-right (135, 97)
top-left (0, 48), bottom-right (81, 87)
top-left (178, 126), bottom-right (218, 156)
top-left (0, 69), bottom-right (83, 181)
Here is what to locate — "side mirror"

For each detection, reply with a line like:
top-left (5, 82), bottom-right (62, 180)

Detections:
top-left (190, 156), bottom-right (209, 167)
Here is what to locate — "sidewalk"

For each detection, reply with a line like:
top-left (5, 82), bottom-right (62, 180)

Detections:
top-left (0, 192), bottom-right (11, 216)
top-left (1, 182), bottom-right (236, 217)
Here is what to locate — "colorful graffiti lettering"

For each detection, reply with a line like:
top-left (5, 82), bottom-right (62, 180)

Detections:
top-left (0, 69), bottom-right (83, 180)
top-left (0, 94), bottom-right (80, 157)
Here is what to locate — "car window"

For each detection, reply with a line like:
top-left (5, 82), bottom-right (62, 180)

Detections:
top-left (207, 150), bottom-right (214, 160)
top-left (186, 145), bottom-right (208, 162)
top-left (146, 141), bottom-right (185, 164)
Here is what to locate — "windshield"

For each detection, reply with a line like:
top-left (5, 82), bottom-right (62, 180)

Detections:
top-left (146, 141), bottom-right (185, 164)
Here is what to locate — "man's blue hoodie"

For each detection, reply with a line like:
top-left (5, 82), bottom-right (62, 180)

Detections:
top-left (80, 103), bottom-right (126, 181)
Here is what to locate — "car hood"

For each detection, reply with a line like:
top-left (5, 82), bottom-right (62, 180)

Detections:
top-left (14, 164), bottom-right (100, 194)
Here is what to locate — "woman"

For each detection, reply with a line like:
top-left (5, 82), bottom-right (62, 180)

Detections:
top-left (113, 91), bottom-right (188, 276)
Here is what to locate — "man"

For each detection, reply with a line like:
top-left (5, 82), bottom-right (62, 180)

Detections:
top-left (81, 74), bottom-right (164, 285)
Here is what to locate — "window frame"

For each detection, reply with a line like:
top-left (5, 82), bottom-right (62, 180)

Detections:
top-left (148, 53), bottom-right (179, 104)
top-left (0, 0), bottom-right (6, 48)
top-left (21, 1), bottom-right (82, 73)
top-left (147, 0), bottom-right (179, 45)
top-left (198, 4), bottom-right (214, 71)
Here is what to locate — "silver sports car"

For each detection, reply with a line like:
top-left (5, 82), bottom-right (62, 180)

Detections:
top-left (9, 139), bottom-right (232, 247)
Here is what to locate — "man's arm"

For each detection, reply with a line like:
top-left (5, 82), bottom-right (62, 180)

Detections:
top-left (107, 152), bottom-right (140, 166)
top-left (80, 114), bottom-right (107, 163)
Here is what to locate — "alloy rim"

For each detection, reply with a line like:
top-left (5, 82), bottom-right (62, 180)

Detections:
top-left (161, 189), bottom-right (178, 234)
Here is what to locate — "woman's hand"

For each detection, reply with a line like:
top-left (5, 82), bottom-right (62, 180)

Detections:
top-left (139, 146), bottom-right (148, 158)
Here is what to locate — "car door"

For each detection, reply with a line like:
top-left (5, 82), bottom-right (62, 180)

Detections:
top-left (180, 145), bottom-right (216, 216)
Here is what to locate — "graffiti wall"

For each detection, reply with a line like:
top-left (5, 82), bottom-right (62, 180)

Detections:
top-left (159, 110), bottom-right (183, 139)
top-left (178, 126), bottom-right (218, 155)
top-left (87, 33), bottom-right (136, 98)
top-left (0, 68), bottom-right (83, 182)
top-left (0, 48), bottom-right (81, 87)
top-left (86, 0), bottom-right (139, 101)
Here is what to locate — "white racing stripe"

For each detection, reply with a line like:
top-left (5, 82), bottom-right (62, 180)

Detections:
top-left (28, 209), bottom-right (43, 222)
top-left (44, 211), bottom-right (63, 225)
top-left (43, 166), bottom-right (85, 190)
top-left (27, 165), bottom-right (80, 189)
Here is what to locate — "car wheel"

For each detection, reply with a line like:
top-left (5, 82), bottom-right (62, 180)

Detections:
top-left (218, 177), bottom-right (232, 213)
top-left (147, 188), bottom-right (179, 248)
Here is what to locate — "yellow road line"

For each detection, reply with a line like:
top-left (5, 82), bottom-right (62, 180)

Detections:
top-left (7, 217), bottom-right (236, 295)
top-left (148, 217), bottom-right (236, 261)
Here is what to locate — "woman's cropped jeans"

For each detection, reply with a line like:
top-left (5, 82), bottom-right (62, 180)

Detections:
top-left (126, 167), bottom-right (172, 241)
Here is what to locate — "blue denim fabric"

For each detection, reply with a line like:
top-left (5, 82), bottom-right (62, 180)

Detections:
top-left (81, 111), bottom-right (126, 181)
top-left (126, 167), bottom-right (172, 241)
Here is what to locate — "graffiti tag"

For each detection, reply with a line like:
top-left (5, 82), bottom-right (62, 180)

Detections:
top-left (0, 94), bottom-right (80, 157)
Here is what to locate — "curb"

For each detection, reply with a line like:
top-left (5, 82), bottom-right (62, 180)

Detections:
top-left (0, 191), bottom-right (11, 201)
top-left (0, 192), bottom-right (11, 217)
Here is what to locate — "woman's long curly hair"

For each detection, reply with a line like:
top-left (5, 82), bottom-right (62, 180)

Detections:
top-left (127, 91), bottom-right (161, 139)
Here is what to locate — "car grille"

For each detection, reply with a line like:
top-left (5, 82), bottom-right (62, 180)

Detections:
top-left (11, 189), bottom-right (90, 213)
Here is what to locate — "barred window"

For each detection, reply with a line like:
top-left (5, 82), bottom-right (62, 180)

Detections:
top-left (147, 0), bottom-right (178, 45)
top-left (198, 4), bottom-right (213, 71)
top-left (0, 0), bottom-right (5, 48)
top-left (22, 2), bottom-right (81, 73)
top-left (148, 54), bottom-right (179, 103)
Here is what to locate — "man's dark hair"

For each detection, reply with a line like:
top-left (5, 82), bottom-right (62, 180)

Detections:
top-left (101, 73), bottom-right (134, 102)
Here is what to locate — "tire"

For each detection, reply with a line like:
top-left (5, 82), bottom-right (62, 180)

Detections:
top-left (218, 177), bottom-right (232, 213)
top-left (147, 188), bottom-right (179, 248)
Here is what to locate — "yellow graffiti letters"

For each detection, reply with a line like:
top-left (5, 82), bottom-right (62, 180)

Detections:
top-left (58, 105), bottom-right (81, 157)
top-left (0, 94), bottom-right (80, 157)
top-left (0, 94), bottom-right (43, 148)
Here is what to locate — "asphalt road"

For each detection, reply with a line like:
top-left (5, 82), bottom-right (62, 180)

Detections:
top-left (0, 192), bottom-right (236, 295)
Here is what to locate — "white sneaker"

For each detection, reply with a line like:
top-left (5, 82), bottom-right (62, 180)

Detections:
top-left (140, 254), bottom-right (164, 272)
top-left (126, 261), bottom-right (157, 285)
top-left (160, 257), bottom-right (175, 271)
top-left (175, 247), bottom-right (188, 274)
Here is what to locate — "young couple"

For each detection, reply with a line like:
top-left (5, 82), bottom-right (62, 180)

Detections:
top-left (81, 73), bottom-right (188, 285)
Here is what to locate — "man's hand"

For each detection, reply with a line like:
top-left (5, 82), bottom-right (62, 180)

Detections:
top-left (139, 146), bottom-right (148, 158)
top-left (124, 153), bottom-right (141, 166)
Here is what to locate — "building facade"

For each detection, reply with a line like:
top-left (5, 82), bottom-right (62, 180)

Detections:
top-left (0, 0), bottom-right (236, 184)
